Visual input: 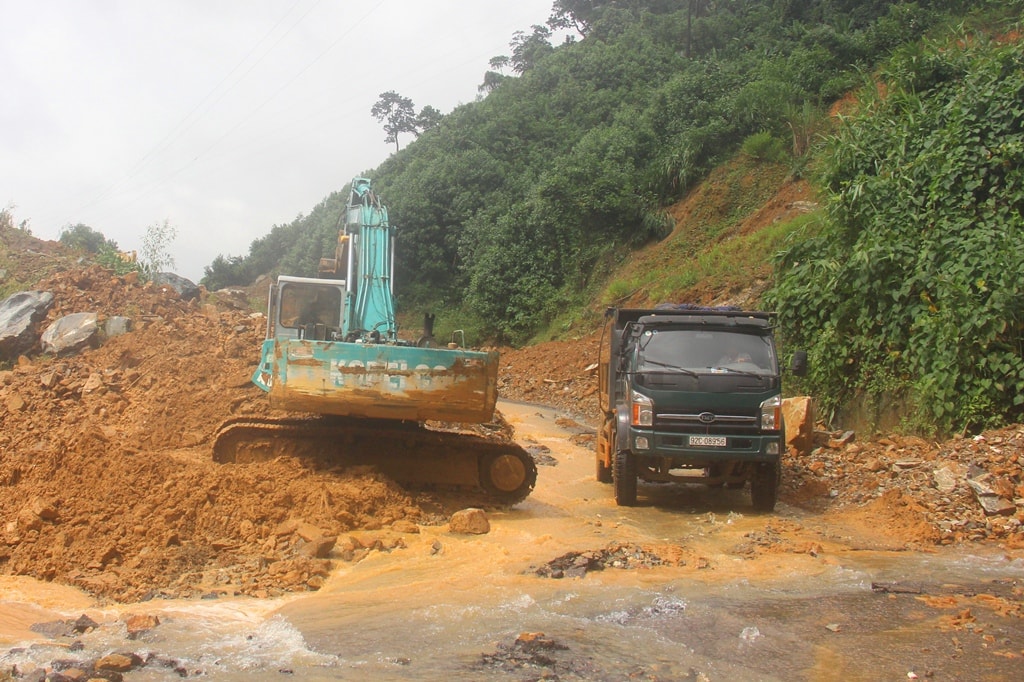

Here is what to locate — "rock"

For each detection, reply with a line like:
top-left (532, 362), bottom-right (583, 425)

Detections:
top-left (933, 465), bottom-right (959, 493)
top-left (449, 508), bottom-right (490, 534)
top-left (213, 288), bottom-right (252, 310)
top-left (828, 430), bottom-right (856, 448)
top-left (392, 519), bottom-right (420, 534)
top-left (27, 496), bottom-right (59, 520)
top-left (103, 316), bottom-right (132, 338)
top-left (81, 373), bottom-right (105, 395)
top-left (41, 312), bottom-right (99, 355)
top-left (6, 393), bottom-right (26, 412)
top-left (782, 396), bottom-right (815, 455)
top-left (967, 477), bottom-right (1017, 516)
top-left (0, 290), bottom-right (54, 359)
top-left (124, 613), bottom-right (160, 640)
top-left (95, 651), bottom-right (142, 672)
top-left (152, 272), bottom-right (200, 301)
top-left (295, 533), bottom-right (337, 559)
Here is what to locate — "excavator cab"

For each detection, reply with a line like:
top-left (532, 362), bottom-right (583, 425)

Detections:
top-left (270, 277), bottom-right (345, 342)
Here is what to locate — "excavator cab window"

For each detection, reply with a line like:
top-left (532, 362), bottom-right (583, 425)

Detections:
top-left (279, 284), bottom-right (342, 331)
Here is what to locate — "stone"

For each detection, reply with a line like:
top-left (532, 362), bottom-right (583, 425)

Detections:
top-left (40, 312), bottom-right (99, 355)
top-left (96, 652), bottom-right (141, 672)
top-left (391, 519), bottom-right (420, 534)
top-left (81, 373), bottom-right (105, 395)
top-left (152, 272), bottom-right (200, 301)
top-left (933, 466), bottom-right (959, 493)
top-left (781, 396), bottom-right (815, 455)
top-left (103, 316), bottom-right (132, 338)
top-left (449, 508), bottom-right (490, 534)
top-left (124, 613), bottom-right (160, 640)
top-left (0, 290), bottom-right (53, 359)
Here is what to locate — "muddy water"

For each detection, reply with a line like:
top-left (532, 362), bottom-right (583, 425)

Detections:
top-left (2, 402), bottom-right (1023, 680)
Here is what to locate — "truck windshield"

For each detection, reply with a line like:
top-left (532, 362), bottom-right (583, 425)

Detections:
top-left (636, 328), bottom-right (776, 375)
top-left (279, 284), bottom-right (342, 329)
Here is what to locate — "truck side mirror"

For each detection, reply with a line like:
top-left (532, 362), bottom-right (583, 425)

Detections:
top-left (790, 350), bottom-right (808, 377)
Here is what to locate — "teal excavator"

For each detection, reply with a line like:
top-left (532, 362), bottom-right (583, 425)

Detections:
top-left (213, 178), bottom-right (537, 505)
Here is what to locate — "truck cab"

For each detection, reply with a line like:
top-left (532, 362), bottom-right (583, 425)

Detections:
top-left (596, 307), bottom-right (806, 511)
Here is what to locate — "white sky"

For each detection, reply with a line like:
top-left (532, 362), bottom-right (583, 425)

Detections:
top-left (1, 0), bottom-right (557, 282)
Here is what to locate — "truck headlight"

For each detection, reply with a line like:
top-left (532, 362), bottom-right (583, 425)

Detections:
top-left (631, 390), bottom-right (653, 426)
top-left (760, 394), bottom-right (781, 430)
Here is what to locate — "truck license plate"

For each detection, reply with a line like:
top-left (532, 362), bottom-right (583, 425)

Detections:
top-left (689, 436), bottom-right (727, 447)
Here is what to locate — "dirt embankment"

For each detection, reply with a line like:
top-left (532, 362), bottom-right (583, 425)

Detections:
top-left (1, 256), bottom-right (423, 603)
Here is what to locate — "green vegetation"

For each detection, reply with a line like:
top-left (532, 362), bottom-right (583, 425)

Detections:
top-left (767, 30), bottom-right (1024, 435)
top-left (207, 0), bottom-right (973, 343)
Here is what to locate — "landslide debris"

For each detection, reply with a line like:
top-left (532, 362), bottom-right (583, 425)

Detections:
top-left (0, 236), bottom-right (424, 603)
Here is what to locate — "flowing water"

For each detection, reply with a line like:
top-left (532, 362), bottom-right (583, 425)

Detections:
top-left (2, 402), bottom-right (1022, 680)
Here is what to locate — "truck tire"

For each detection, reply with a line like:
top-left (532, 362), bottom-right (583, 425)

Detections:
top-left (613, 450), bottom-right (637, 506)
top-left (750, 460), bottom-right (780, 512)
top-left (596, 455), bottom-right (613, 483)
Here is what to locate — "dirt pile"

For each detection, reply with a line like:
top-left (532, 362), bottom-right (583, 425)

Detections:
top-left (1, 238), bottom-right (423, 602)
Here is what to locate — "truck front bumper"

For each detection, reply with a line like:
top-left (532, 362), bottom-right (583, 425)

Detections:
top-left (628, 427), bottom-right (782, 465)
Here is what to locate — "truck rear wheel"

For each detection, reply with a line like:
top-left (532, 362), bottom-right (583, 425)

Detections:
top-left (750, 461), bottom-right (780, 512)
top-left (613, 450), bottom-right (637, 506)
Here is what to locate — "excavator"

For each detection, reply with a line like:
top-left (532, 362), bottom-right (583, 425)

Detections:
top-left (212, 178), bottom-right (537, 505)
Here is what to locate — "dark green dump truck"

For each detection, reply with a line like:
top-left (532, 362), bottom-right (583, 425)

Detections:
top-left (596, 306), bottom-right (806, 511)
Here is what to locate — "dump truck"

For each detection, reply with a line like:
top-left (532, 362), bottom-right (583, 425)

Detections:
top-left (213, 178), bottom-right (537, 505)
top-left (596, 306), bottom-right (806, 511)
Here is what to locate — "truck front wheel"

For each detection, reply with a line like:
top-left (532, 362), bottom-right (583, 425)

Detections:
top-left (613, 450), bottom-right (637, 506)
top-left (750, 461), bottom-right (781, 512)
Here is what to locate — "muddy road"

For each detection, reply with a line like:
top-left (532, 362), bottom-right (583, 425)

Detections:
top-left (2, 401), bottom-right (1022, 681)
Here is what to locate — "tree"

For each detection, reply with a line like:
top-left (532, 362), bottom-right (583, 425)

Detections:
top-left (416, 105), bottom-right (443, 133)
top-left (547, 0), bottom-right (601, 36)
top-left (141, 219), bottom-right (177, 276)
top-left (371, 91), bottom-right (417, 152)
top-left (1, 204), bottom-right (30, 233)
top-left (58, 223), bottom-right (118, 254)
top-left (508, 25), bottom-right (554, 74)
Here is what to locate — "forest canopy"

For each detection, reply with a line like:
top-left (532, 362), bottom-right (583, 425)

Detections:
top-left (202, 0), bottom-right (1002, 347)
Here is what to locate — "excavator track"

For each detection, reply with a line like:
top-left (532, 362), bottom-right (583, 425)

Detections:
top-left (212, 416), bottom-right (537, 506)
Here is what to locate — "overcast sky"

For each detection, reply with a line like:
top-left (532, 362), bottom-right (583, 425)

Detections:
top-left (1, 0), bottom-right (558, 282)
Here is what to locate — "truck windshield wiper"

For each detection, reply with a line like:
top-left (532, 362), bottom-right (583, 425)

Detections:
top-left (639, 359), bottom-right (699, 377)
top-left (711, 366), bottom-right (765, 378)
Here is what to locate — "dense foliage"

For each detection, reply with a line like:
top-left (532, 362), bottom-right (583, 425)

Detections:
top-left (204, 0), bottom-right (984, 343)
top-left (767, 31), bottom-right (1024, 434)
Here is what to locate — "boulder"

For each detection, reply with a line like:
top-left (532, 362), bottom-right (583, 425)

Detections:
top-left (41, 312), bottom-right (99, 355)
top-left (152, 272), bottom-right (200, 301)
top-left (449, 508), bottom-right (490, 534)
top-left (213, 287), bottom-right (252, 310)
top-left (782, 396), bottom-right (816, 455)
top-left (0, 291), bottom-right (53, 359)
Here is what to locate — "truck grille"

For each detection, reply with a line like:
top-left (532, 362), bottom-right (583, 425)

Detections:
top-left (656, 411), bottom-right (759, 435)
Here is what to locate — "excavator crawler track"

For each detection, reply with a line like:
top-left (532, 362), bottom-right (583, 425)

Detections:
top-left (212, 416), bottom-right (537, 506)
